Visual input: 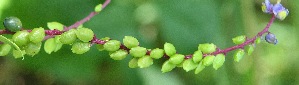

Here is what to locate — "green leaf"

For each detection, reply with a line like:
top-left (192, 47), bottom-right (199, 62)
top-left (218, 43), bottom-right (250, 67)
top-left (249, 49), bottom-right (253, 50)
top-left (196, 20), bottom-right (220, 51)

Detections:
top-left (44, 38), bottom-right (56, 54)
top-left (198, 43), bottom-right (216, 54)
top-left (202, 55), bottom-right (215, 66)
top-left (47, 22), bottom-right (64, 31)
top-left (164, 42), bottom-right (176, 56)
top-left (110, 50), bottom-right (128, 60)
top-left (0, 35), bottom-right (23, 58)
top-left (129, 46), bottom-right (147, 58)
top-left (123, 36), bottom-right (139, 49)
top-left (129, 58), bottom-right (139, 68)
top-left (29, 27), bottom-right (45, 43)
top-left (138, 55), bottom-right (153, 68)
top-left (234, 49), bottom-right (245, 62)
top-left (232, 35), bottom-right (246, 45)
top-left (192, 50), bottom-right (203, 63)
top-left (195, 62), bottom-right (205, 74)
top-left (103, 40), bottom-right (121, 52)
top-left (94, 4), bottom-right (102, 12)
top-left (213, 54), bottom-right (225, 70)
top-left (150, 48), bottom-right (164, 59)
top-left (161, 60), bottom-right (176, 73)
top-left (182, 59), bottom-right (198, 72)
top-left (169, 54), bottom-right (185, 65)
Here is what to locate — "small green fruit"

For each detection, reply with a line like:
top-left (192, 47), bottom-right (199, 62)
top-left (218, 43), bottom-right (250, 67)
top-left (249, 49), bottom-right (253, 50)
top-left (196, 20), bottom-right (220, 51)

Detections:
top-left (192, 50), bottom-right (203, 63)
top-left (0, 44), bottom-right (12, 56)
top-left (169, 54), bottom-right (185, 65)
top-left (76, 28), bottom-right (94, 42)
top-left (29, 27), bottom-right (45, 43)
top-left (13, 50), bottom-right (25, 59)
top-left (60, 29), bottom-right (77, 44)
top-left (232, 35), bottom-right (246, 45)
top-left (25, 42), bottom-right (42, 56)
top-left (213, 54), bottom-right (225, 70)
top-left (202, 55), bottom-right (215, 66)
top-left (123, 36), bottom-right (139, 49)
top-left (12, 30), bottom-right (30, 46)
top-left (246, 44), bottom-right (254, 55)
top-left (138, 55), bottom-right (153, 68)
top-left (129, 46), bottom-right (147, 57)
top-left (44, 38), bottom-right (56, 54)
top-left (195, 62), bottom-right (205, 74)
top-left (47, 22), bottom-right (64, 31)
top-left (164, 42), bottom-right (176, 56)
top-left (183, 59), bottom-right (198, 72)
top-left (150, 48), bottom-right (164, 59)
top-left (103, 40), bottom-right (121, 52)
top-left (198, 43), bottom-right (216, 54)
top-left (161, 60), bottom-right (176, 73)
top-left (95, 4), bottom-right (102, 12)
top-left (234, 49), bottom-right (245, 62)
top-left (71, 42), bottom-right (90, 54)
top-left (129, 58), bottom-right (139, 68)
top-left (110, 50), bottom-right (128, 60)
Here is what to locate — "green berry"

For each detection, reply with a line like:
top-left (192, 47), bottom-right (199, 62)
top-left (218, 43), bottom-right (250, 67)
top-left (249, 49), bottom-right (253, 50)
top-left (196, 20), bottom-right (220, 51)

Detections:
top-left (255, 37), bottom-right (261, 44)
top-left (213, 54), bottom-right (225, 70)
top-left (129, 58), bottom-right (139, 68)
top-left (198, 43), bottom-right (216, 54)
top-left (182, 59), bottom-right (198, 72)
top-left (110, 50), bottom-right (128, 60)
top-left (169, 54), bottom-right (185, 65)
top-left (234, 49), bottom-right (245, 62)
top-left (150, 48), bottom-right (164, 59)
top-left (76, 28), bottom-right (94, 42)
top-left (71, 42), bottom-right (90, 54)
top-left (54, 35), bottom-right (63, 52)
top-left (60, 29), bottom-right (77, 44)
top-left (95, 4), bottom-right (102, 12)
top-left (0, 43), bottom-right (12, 56)
top-left (29, 27), bottom-right (45, 43)
top-left (44, 38), bottom-right (56, 54)
top-left (192, 50), bottom-right (203, 63)
top-left (25, 42), bottom-right (42, 56)
top-left (195, 62), bottom-right (205, 74)
top-left (129, 46), bottom-right (147, 57)
top-left (96, 44), bottom-right (105, 51)
top-left (104, 40), bottom-right (121, 52)
top-left (47, 22), bottom-right (64, 31)
top-left (138, 55), bottom-right (153, 68)
top-left (161, 60), bottom-right (176, 73)
top-left (123, 36), bottom-right (139, 49)
top-left (232, 35), bottom-right (246, 45)
top-left (164, 42), bottom-right (176, 56)
top-left (3, 17), bottom-right (22, 32)
top-left (12, 30), bottom-right (30, 46)
top-left (202, 55), bottom-right (215, 66)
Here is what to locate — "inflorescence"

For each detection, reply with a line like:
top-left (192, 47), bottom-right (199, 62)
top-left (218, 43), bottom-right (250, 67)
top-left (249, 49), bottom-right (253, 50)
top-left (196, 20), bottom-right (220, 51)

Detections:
top-left (0, 0), bottom-right (289, 74)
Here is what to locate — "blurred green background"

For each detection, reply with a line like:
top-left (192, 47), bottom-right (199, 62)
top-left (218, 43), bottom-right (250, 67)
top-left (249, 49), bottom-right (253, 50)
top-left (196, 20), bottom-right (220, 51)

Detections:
top-left (0, 0), bottom-right (298, 85)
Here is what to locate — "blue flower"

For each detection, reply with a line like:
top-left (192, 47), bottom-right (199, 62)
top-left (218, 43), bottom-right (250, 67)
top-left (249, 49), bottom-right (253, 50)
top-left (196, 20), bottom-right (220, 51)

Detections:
top-left (262, 0), bottom-right (273, 14)
top-left (272, 3), bottom-right (289, 20)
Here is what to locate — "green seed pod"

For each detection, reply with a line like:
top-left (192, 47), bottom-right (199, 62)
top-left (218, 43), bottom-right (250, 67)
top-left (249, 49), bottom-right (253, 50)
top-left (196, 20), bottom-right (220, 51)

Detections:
top-left (0, 44), bottom-right (12, 56)
top-left (182, 59), bottom-right (198, 72)
top-left (96, 44), bottom-right (105, 51)
top-left (59, 29), bottom-right (77, 44)
top-left (12, 30), bottom-right (30, 46)
top-left (44, 38), bottom-right (56, 54)
top-left (129, 46), bottom-right (147, 58)
top-left (195, 62), bottom-right (205, 74)
top-left (164, 42), bottom-right (176, 56)
top-left (13, 50), bottom-right (25, 59)
top-left (202, 55), bottom-right (215, 66)
top-left (103, 40), bottom-right (121, 52)
top-left (161, 60), bottom-right (176, 73)
top-left (213, 54), bottom-right (225, 70)
top-left (246, 44), bottom-right (254, 56)
top-left (25, 42), bottom-right (42, 56)
top-left (110, 50), bottom-right (128, 60)
top-left (47, 22), bottom-right (64, 31)
top-left (234, 49), bottom-right (245, 62)
top-left (76, 28), bottom-right (94, 42)
top-left (29, 27), bottom-right (45, 43)
top-left (198, 43), bottom-right (216, 54)
top-left (71, 42), bottom-right (90, 54)
top-left (95, 4), bottom-right (102, 12)
top-left (192, 50), bottom-right (203, 63)
top-left (123, 36), bottom-right (139, 49)
top-left (138, 55), bottom-right (153, 68)
top-left (129, 58), bottom-right (139, 68)
top-left (150, 48), bottom-right (164, 59)
top-left (169, 54), bottom-right (185, 65)
top-left (232, 35), bottom-right (246, 45)
top-left (3, 17), bottom-right (22, 32)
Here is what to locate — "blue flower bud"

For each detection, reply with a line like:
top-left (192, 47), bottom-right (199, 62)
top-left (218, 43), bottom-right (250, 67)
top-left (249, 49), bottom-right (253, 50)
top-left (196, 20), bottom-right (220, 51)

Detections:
top-left (265, 33), bottom-right (278, 45)
top-left (272, 3), bottom-right (289, 20)
top-left (261, 0), bottom-right (273, 14)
